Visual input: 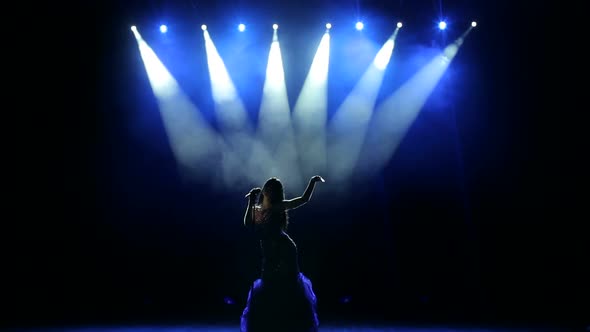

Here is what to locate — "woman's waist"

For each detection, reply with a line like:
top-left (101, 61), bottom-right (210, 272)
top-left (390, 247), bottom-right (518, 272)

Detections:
top-left (262, 262), bottom-right (300, 276)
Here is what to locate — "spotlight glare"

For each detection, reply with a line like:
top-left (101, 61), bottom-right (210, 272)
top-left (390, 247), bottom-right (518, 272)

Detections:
top-left (131, 25), bottom-right (137, 31)
top-left (326, 23), bottom-right (332, 29)
top-left (438, 21), bottom-right (447, 30)
top-left (238, 23), bottom-right (246, 31)
top-left (160, 24), bottom-right (167, 33)
top-left (356, 21), bottom-right (364, 30)
top-left (273, 23), bottom-right (278, 30)
top-left (471, 21), bottom-right (477, 27)
top-left (397, 22), bottom-right (403, 28)
top-left (201, 24), bottom-right (207, 31)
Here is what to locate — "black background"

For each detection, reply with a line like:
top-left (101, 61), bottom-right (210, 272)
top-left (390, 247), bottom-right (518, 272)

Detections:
top-left (10, 0), bottom-right (582, 329)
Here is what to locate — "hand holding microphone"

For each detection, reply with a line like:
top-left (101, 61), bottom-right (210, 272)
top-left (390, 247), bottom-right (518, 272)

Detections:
top-left (245, 187), bottom-right (262, 199)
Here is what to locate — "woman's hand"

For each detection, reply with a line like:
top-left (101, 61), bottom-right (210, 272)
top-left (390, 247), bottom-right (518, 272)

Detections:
top-left (311, 175), bottom-right (325, 183)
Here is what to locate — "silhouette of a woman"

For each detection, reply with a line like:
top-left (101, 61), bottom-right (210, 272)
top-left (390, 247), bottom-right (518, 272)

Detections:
top-left (241, 175), bottom-right (324, 332)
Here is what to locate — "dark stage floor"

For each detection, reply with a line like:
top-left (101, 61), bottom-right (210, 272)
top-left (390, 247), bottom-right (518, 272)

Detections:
top-left (8, 325), bottom-right (573, 332)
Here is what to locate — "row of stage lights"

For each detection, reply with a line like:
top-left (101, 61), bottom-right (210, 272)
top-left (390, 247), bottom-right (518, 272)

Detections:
top-left (131, 20), bottom-right (477, 33)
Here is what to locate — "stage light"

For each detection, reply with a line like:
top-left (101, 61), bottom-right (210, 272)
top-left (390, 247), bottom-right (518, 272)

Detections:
top-left (471, 21), bottom-right (477, 27)
top-left (131, 25), bottom-right (137, 31)
top-left (397, 22), bottom-right (403, 28)
top-left (438, 21), bottom-right (447, 30)
top-left (292, 30), bottom-right (331, 183)
top-left (356, 21), bottom-right (364, 30)
top-left (238, 23), bottom-right (246, 31)
top-left (273, 23), bottom-right (278, 30)
top-left (326, 23), bottom-right (332, 30)
top-left (201, 24), bottom-right (207, 31)
top-left (132, 29), bottom-right (223, 185)
top-left (160, 24), bottom-right (167, 33)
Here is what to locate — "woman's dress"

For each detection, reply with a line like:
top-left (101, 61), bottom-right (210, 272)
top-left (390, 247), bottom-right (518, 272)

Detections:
top-left (240, 207), bottom-right (319, 332)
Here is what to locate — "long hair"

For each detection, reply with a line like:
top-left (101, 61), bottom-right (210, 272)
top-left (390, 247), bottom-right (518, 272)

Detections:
top-left (262, 177), bottom-right (289, 231)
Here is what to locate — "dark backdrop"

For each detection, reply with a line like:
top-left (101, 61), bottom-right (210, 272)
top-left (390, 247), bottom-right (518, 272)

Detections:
top-left (10, 0), bottom-right (582, 329)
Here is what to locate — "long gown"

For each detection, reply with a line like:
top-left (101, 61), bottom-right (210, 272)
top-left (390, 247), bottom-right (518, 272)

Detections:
top-left (241, 207), bottom-right (319, 332)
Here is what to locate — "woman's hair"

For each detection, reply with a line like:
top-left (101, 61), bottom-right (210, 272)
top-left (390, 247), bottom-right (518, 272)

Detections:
top-left (262, 177), bottom-right (289, 231)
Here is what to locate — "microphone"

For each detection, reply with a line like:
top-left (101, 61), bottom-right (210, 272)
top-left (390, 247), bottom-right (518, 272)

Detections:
top-left (245, 188), bottom-right (261, 198)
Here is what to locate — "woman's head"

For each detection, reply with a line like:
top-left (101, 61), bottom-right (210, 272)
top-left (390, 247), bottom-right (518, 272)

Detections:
top-left (260, 177), bottom-right (288, 231)
top-left (261, 177), bottom-right (285, 208)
